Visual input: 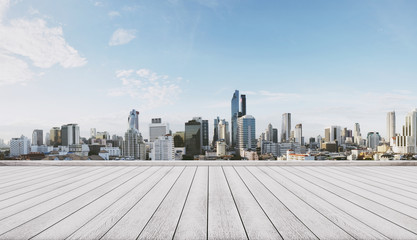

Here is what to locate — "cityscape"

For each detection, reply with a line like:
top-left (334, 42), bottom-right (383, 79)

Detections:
top-left (1, 89), bottom-right (416, 161)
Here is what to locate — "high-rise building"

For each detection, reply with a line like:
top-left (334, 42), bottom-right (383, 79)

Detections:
top-left (212, 117), bottom-right (220, 146)
top-left (294, 124), bottom-right (303, 145)
top-left (218, 119), bottom-right (230, 146)
top-left (353, 123), bottom-right (362, 145)
top-left (281, 113), bottom-right (291, 143)
top-left (265, 123), bottom-right (273, 142)
top-left (31, 129), bottom-right (43, 146)
top-left (202, 119), bottom-right (209, 149)
top-left (240, 94), bottom-right (246, 116)
top-left (272, 128), bottom-right (278, 143)
top-left (231, 90), bottom-right (240, 148)
top-left (387, 111), bottom-right (396, 143)
top-left (10, 136), bottom-right (30, 157)
top-left (394, 109), bottom-right (417, 154)
top-left (49, 127), bottom-right (61, 147)
top-left (149, 118), bottom-right (169, 142)
top-left (123, 110), bottom-right (145, 159)
top-left (185, 119), bottom-right (202, 157)
top-left (238, 115), bottom-right (256, 151)
top-left (61, 124), bottom-right (80, 146)
top-left (151, 136), bottom-right (174, 161)
top-left (90, 128), bottom-right (97, 138)
top-left (367, 132), bottom-right (381, 151)
top-left (173, 131), bottom-right (185, 147)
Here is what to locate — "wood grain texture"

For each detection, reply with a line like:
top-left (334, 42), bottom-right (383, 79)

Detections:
top-left (174, 166), bottom-right (208, 240)
top-left (222, 167), bottom-right (282, 240)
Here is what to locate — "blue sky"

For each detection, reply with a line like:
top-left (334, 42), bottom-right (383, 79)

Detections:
top-left (1, 0), bottom-right (417, 142)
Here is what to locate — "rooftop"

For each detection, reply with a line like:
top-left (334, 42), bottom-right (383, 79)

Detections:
top-left (0, 161), bottom-right (417, 239)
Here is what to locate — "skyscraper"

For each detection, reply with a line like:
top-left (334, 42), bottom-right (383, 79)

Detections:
top-left (202, 119), bottom-right (209, 148)
top-left (367, 132), bottom-right (381, 151)
top-left (238, 115), bottom-right (256, 151)
top-left (387, 111), bottom-right (396, 143)
top-left (295, 124), bottom-right (303, 145)
top-left (281, 113), bottom-right (291, 143)
top-left (128, 109), bottom-right (139, 131)
top-left (394, 109), bottom-right (417, 154)
top-left (50, 127), bottom-right (61, 147)
top-left (90, 128), bottom-right (97, 138)
top-left (212, 117), bottom-right (220, 146)
top-left (31, 129), bottom-right (43, 146)
top-left (265, 123), bottom-right (273, 142)
top-left (272, 128), bottom-right (278, 143)
top-left (231, 90), bottom-right (240, 148)
top-left (185, 119), bottom-right (202, 157)
top-left (10, 136), bottom-right (30, 157)
top-left (149, 118), bottom-right (169, 142)
top-left (240, 94), bottom-right (246, 116)
top-left (61, 124), bottom-right (80, 146)
top-left (123, 110), bottom-right (145, 159)
top-left (218, 119), bottom-right (230, 146)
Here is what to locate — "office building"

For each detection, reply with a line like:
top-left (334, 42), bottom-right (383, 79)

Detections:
top-left (10, 136), bottom-right (30, 157)
top-left (294, 124), bottom-right (303, 145)
top-left (149, 118), bottom-right (170, 142)
top-left (238, 115), bottom-right (256, 151)
top-left (216, 140), bottom-right (227, 156)
top-left (31, 129), bottom-right (43, 146)
top-left (394, 109), bottom-right (417, 154)
top-left (202, 119), bottom-right (209, 149)
top-left (387, 111), bottom-right (396, 144)
top-left (61, 124), bottom-right (80, 146)
top-left (151, 136), bottom-right (174, 161)
top-left (265, 123), bottom-right (273, 142)
top-left (353, 123), bottom-right (362, 146)
top-left (240, 94), bottom-right (246, 116)
top-left (231, 90), bottom-right (240, 148)
top-left (123, 110), bottom-right (145, 159)
top-left (128, 109), bottom-right (140, 131)
top-left (173, 131), bottom-right (185, 148)
top-left (212, 117), bottom-right (220, 146)
top-left (49, 127), bottom-right (61, 147)
top-left (90, 128), bottom-right (97, 138)
top-left (185, 119), bottom-right (202, 157)
top-left (281, 113), bottom-right (291, 143)
top-left (218, 119), bottom-right (230, 146)
top-left (272, 128), bottom-right (278, 143)
top-left (325, 126), bottom-right (341, 144)
top-left (367, 132), bottom-right (381, 151)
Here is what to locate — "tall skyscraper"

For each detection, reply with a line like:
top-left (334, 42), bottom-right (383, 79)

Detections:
top-left (149, 118), bottom-right (169, 142)
top-left (212, 117), bottom-right (220, 146)
top-left (218, 119), bottom-right (230, 146)
top-left (387, 111), bottom-right (396, 143)
top-left (238, 115), bottom-right (256, 151)
top-left (240, 94), bottom-right (246, 116)
top-left (123, 110), bottom-right (145, 159)
top-left (128, 109), bottom-right (139, 131)
top-left (265, 123), bottom-right (273, 142)
top-left (90, 128), bottom-right (97, 138)
top-left (202, 119), bottom-right (209, 148)
top-left (50, 127), bottom-right (61, 147)
top-left (353, 123), bottom-right (362, 145)
top-left (281, 113), bottom-right (291, 143)
top-left (31, 129), bottom-right (43, 146)
top-left (231, 90), bottom-right (240, 148)
top-left (367, 132), bottom-right (381, 151)
top-left (272, 128), bottom-right (278, 143)
top-left (61, 124), bottom-right (80, 146)
top-left (294, 124), bottom-right (303, 145)
top-left (185, 119), bottom-right (202, 157)
top-left (150, 136), bottom-right (174, 161)
top-left (394, 109), bottom-right (417, 154)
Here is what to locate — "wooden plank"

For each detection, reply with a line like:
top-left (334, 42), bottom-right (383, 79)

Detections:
top-left (0, 167), bottom-right (102, 205)
top-left (222, 166), bottom-right (282, 240)
top-left (333, 167), bottom-right (417, 196)
top-left (138, 167), bottom-right (197, 239)
top-left (67, 166), bottom-right (175, 240)
top-left (208, 166), bottom-right (248, 240)
top-left (348, 167), bottom-right (417, 189)
top-left (0, 166), bottom-right (98, 198)
top-left (363, 167), bottom-right (417, 181)
top-left (315, 167), bottom-right (417, 207)
top-left (100, 166), bottom-right (185, 240)
top-left (7, 167), bottom-right (152, 240)
top-left (262, 166), bottom-right (388, 239)
top-left (0, 166), bottom-right (126, 232)
top-left (0, 167), bottom-right (33, 177)
top-left (248, 166), bottom-right (354, 239)
top-left (0, 167), bottom-right (75, 189)
top-left (173, 166), bottom-right (208, 240)
top-left (234, 166), bottom-right (317, 239)
top-left (291, 167), bottom-right (417, 235)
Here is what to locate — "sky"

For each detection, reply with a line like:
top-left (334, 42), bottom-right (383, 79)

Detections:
top-left (1, 0), bottom-right (417, 143)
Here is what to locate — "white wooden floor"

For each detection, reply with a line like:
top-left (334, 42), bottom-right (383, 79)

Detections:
top-left (0, 165), bottom-right (417, 239)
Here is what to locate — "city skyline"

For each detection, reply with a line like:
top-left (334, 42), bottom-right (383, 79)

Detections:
top-left (1, 0), bottom-right (417, 141)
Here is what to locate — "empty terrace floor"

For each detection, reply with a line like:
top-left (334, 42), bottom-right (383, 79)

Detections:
top-left (0, 161), bottom-right (417, 239)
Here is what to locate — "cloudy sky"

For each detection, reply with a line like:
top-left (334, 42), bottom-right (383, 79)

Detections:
top-left (1, 0), bottom-right (417, 143)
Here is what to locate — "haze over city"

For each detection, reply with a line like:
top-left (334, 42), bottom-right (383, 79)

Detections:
top-left (1, 0), bottom-right (417, 141)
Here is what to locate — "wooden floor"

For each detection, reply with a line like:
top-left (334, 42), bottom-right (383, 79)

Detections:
top-left (1, 164), bottom-right (417, 239)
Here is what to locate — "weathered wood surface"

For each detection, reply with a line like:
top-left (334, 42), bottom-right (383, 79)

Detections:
top-left (0, 165), bottom-right (417, 239)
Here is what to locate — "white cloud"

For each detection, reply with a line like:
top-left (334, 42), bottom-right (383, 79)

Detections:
top-left (109, 28), bottom-right (136, 46)
top-left (108, 11), bottom-right (120, 17)
top-left (109, 68), bottom-right (182, 108)
top-left (94, 1), bottom-right (103, 7)
top-left (0, 0), bottom-right (86, 86)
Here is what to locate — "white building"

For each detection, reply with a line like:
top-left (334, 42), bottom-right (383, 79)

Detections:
top-left (367, 132), bottom-right (381, 151)
top-left (261, 140), bottom-right (279, 157)
top-left (394, 109), bottom-right (417, 154)
top-left (238, 115), bottom-right (256, 151)
top-left (100, 147), bottom-right (121, 157)
top-left (386, 111), bottom-right (396, 145)
top-left (149, 118), bottom-right (170, 142)
top-left (216, 140), bottom-right (227, 157)
top-left (90, 128), bottom-right (97, 138)
top-left (10, 136), bottom-right (30, 157)
top-left (61, 124), bottom-right (80, 146)
top-left (30, 145), bottom-right (53, 153)
top-left (218, 119), bottom-right (230, 146)
top-left (353, 123), bottom-right (362, 146)
top-left (151, 136), bottom-right (174, 161)
top-left (294, 124), bottom-right (303, 145)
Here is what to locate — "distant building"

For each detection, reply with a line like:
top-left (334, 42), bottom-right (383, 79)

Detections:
top-left (149, 118), bottom-right (169, 142)
top-left (122, 110), bottom-right (145, 160)
top-left (394, 109), bottom-right (417, 154)
top-left (353, 123), bottom-right (362, 146)
top-left (216, 140), bottom-right (227, 156)
top-left (265, 123), bottom-right (273, 142)
top-left (238, 115), bottom-right (256, 151)
top-left (10, 136), bottom-right (30, 157)
top-left (231, 90), bottom-right (240, 148)
top-left (325, 126), bottom-right (341, 144)
top-left (294, 124), bottom-right (303, 145)
top-left (61, 124), bottom-right (80, 146)
top-left (272, 128), bottom-right (278, 143)
top-left (50, 127), bottom-right (61, 147)
top-left (128, 109), bottom-right (140, 131)
top-left (185, 119), bottom-right (202, 157)
top-left (90, 128), bottom-right (97, 138)
top-left (367, 132), bottom-right (381, 151)
top-left (240, 94), bottom-right (246, 116)
top-left (31, 129), bottom-right (43, 146)
top-left (281, 113), bottom-right (291, 143)
top-left (218, 119), bottom-right (230, 146)
top-left (212, 117), bottom-right (220, 146)
top-left (151, 136), bottom-right (174, 161)
top-left (387, 111), bottom-right (396, 145)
